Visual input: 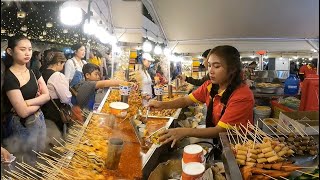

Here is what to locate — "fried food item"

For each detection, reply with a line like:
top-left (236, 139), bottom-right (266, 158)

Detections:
top-left (238, 150), bottom-right (247, 155)
top-left (236, 154), bottom-right (247, 161)
top-left (255, 164), bottom-right (264, 169)
top-left (250, 175), bottom-right (271, 180)
top-left (262, 147), bottom-right (273, 154)
top-left (264, 151), bottom-right (277, 158)
top-left (271, 163), bottom-right (283, 170)
top-left (240, 166), bottom-right (252, 180)
top-left (267, 155), bottom-right (279, 163)
top-left (263, 164), bottom-right (272, 169)
top-left (251, 167), bottom-right (292, 177)
top-left (257, 158), bottom-right (268, 164)
top-left (237, 159), bottom-right (246, 165)
top-left (281, 164), bottom-right (301, 172)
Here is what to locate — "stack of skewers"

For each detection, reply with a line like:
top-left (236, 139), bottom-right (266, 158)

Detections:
top-left (226, 120), bottom-right (319, 180)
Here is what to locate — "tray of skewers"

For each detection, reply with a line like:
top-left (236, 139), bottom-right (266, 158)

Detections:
top-left (219, 121), bottom-right (319, 180)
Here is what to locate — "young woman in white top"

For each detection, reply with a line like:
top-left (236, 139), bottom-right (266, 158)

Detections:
top-left (64, 43), bottom-right (87, 87)
top-left (140, 53), bottom-right (155, 97)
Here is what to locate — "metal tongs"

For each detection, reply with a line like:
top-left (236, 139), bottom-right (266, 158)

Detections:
top-left (146, 126), bottom-right (166, 140)
top-left (145, 107), bottom-right (150, 122)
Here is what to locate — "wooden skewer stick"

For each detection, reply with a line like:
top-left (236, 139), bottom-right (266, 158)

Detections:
top-left (231, 124), bottom-right (249, 143)
top-left (306, 123), bottom-right (319, 134)
top-left (259, 118), bottom-right (280, 138)
top-left (262, 173), bottom-right (278, 180)
top-left (227, 124), bottom-right (238, 144)
top-left (226, 128), bottom-right (233, 144)
top-left (9, 169), bottom-right (31, 180)
top-left (279, 176), bottom-right (290, 180)
top-left (4, 169), bottom-right (27, 180)
top-left (271, 119), bottom-right (291, 133)
top-left (282, 166), bottom-right (316, 169)
top-left (296, 170), bottom-right (319, 178)
top-left (252, 121), bottom-right (258, 149)
top-left (294, 120), bottom-right (309, 136)
top-left (233, 124), bottom-right (249, 142)
top-left (14, 165), bottom-right (37, 180)
top-left (53, 137), bottom-right (66, 148)
top-left (289, 121), bottom-right (305, 137)
top-left (17, 162), bottom-right (43, 179)
top-left (21, 162), bottom-right (44, 175)
top-left (248, 122), bottom-right (272, 138)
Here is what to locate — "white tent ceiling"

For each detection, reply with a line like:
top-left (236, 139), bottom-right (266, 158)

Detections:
top-left (143, 0), bottom-right (319, 55)
top-left (91, 0), bottom-right (142, 44)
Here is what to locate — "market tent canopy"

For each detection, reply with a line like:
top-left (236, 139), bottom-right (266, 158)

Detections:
top-left (143, 0), bottom-right (319, 54)
top-left (95, 0), bottom-right (142, 44)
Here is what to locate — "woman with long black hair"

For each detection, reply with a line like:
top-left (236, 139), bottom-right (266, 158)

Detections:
top-left (148, 45), bottom-right (254, 148)
top-left (3, 34), bottom-right (50, 165)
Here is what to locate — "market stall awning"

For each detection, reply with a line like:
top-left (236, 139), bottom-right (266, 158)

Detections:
top-left (144, 0), bottom-right (319, 54)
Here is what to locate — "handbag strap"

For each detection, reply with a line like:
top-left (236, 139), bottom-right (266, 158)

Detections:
top-left (33, 70), bottom-right (61, 112)
top-left (30, 70), bottom-right (39, 94)
top-left (50, 98), bottom-right (62, 112)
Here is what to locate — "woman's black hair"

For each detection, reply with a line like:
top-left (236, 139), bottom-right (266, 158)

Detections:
top-left (30, 51), bottom-right (41, 67)
top-left (4, 34), bottom-right (29, 69)
top-left (208, 45), bottom-right (243, 107)
top-left (71, 43), bottom-right (84, 52)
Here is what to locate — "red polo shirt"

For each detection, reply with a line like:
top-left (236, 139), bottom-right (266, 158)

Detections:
top-left (188, 80), bottom-right (254, 128)
top-left (299, 65), bottom-right (317, 78)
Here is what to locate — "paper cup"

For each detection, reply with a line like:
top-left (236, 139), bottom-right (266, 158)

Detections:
top-left (181, 162), bottom-right (205, 180)
top-left (109, 102), bottom-right (129, 118)
top-left (119, 85), bottom-right (131, 95)
top-left (182, 144), bottom-right (205, 170)
top-left (154, 86), bottom-right (164, 95)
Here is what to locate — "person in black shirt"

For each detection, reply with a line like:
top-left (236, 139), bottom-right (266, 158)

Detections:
top-left (178, 49), bottom-right (211, 86)
top-left (2, 34), bottom-right (50, 165)
top-left (1, 60), bottom-right (11, 162)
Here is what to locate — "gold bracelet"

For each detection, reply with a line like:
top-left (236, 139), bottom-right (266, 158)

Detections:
top-left (25, 101), bottom-right (29, 107)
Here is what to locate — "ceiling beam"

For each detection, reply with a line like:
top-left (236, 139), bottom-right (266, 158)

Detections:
top-left (168, 37), bottom-right (319, 44)
top-left (306, 39), bottom-right (319, 51)
top-left (142, 0), bottom-right (168, 44)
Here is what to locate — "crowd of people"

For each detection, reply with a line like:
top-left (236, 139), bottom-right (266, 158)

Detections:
top-left (0, 34), bottom-right (130, 165)
top-left (1, 34), bottom-right (317, 166)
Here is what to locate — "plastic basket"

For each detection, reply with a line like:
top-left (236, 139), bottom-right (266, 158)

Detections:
top-left (270, 100), bottom-right (295, 118)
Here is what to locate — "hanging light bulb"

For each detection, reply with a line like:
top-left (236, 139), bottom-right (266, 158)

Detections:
top-left (154, 44), bottom-right (162, 55)
top-left (17, 10), bottom-right (26, 18)
top-left (143, 29), bottom-right (152, 52)
top-left (20, 25), bottom-right (27, 31)
top-left (59, 1), bottom-right (83, 26)
top-left (46, 22), bottom-right (53, 28)
top-left (142, 39), bottom-right (152, 52)
top-left (163, 47), bottom-right (171, 56)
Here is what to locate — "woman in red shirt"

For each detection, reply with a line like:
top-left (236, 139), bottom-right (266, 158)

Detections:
top-left (149, 45), bottom-right (254, 148)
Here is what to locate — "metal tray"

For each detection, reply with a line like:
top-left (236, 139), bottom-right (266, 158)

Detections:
top-left (219, 132), bottom-right (319, 180)
top-left (130, 115), bottom-right (175, 168)
top-left (255, 87), bottom-right (279, 94)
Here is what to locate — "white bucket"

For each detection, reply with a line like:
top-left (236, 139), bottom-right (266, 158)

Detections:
top-left (254, 106), bottom-right (271, 128)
